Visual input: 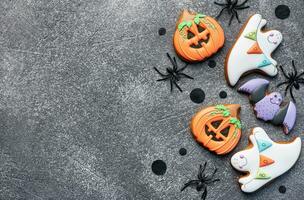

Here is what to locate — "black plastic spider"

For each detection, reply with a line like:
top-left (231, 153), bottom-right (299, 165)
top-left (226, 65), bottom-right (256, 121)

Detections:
top-left (214, 0), bottom-right (250, 25)
top-left (154, 53), bottom-right (193, 92)
top-left (277, 60), bottom-right (304, 103)
top-left (181, 162), bottom-right (220, 200)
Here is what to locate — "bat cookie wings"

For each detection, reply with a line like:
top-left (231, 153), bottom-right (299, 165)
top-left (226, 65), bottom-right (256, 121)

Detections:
top-left (225, 14), bottom-right (283, 86)
top-left (238, 78), bottom-right (296, 134)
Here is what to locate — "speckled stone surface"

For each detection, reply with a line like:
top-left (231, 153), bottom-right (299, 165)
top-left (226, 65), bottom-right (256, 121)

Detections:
top-left (0, 0), bottom-right (303, 199)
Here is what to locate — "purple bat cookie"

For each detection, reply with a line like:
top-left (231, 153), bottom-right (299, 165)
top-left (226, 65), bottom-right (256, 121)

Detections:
top-left (254, 92), bottom-right (282, 121)
top-left (238, 78), bottom-right (296, 134)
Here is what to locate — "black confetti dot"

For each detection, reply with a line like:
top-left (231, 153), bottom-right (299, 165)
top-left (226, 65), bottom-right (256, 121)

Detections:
top-left (179, 148), bottom-right (187, 156)
top-left (151, 160), bottom-right (167, 175)
top-left (208, 60), bottom-right (216, 68)
top-left (275, 5), bottom-right (290, 19)
top-left (190, 88), bottom-right (205, 104)
top-left (158, 28), bottom-right (166, 36)
top-left (219, 91), bottom-right (227, 99)
top-left (279, 185), bottom-right (286, 193)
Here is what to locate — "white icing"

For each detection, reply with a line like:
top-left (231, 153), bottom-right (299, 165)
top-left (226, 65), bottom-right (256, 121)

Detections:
top-left (226, 14), bottom-right (283, 86)
top-left (231, 127), bottom-right (301, 193)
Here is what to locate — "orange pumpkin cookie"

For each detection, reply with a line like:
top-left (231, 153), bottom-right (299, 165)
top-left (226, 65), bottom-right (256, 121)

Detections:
top-left (190, 104), bottom-right (241, 155)
top-left (173, 10), bottom-right (225, 62)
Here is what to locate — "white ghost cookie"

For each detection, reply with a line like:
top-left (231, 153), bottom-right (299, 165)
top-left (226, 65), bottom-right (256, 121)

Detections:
top-left (231, 127), bottom-right (301, 193)
top-left (225, 14), bottom-right (283, 86)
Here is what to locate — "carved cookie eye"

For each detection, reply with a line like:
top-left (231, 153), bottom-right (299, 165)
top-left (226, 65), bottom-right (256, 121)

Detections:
top-left (274, 94), bottom-right (277, 98)
top-left (173, 10), bottom-right (225, 62)
top-left (270, 33), bottom-right (274, 36)
top-left (240, 154), bottom-right (244, 158)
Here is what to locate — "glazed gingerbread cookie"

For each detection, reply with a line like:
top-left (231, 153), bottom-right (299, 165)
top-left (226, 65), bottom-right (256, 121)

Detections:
top-left (173, 10), bottom-right (225, 62)
top-left (238, 78), bottom-right (296, 134)
top-left (225, 14), bottom-right (283, 86)
top-left (231, 127), bottom-right (301, 193)
top-left (191, 104), bottom-right (241, 155)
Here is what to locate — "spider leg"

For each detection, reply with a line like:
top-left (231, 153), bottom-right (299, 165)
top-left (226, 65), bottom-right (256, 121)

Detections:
top-left (233, 9), bottom-right (241, 23)
top-left (276, 81), bottom-right (289, 88)
top-left (170, 79), bottom-right (173, 92)
top-left (205, 168), bottom-right (217, 180)
top-left (280, 65), bottom-right (290, 79)
top-left (235, 5), bottom-right (250, 9)
top-left (292, 60), bottom-right (298, 77)
top-left (232, 0), bottom-right (238, 7)
top-left (285, 84), bottom-right (291, 96)
top-left (290, 86), bottom-right (296, 103)
top-left (173, 56), bottom-right (178, 71)
top-left (156, 77), bottom-right (170, 81)
top-left (297, 79), bottom-right (304, 83)
top-left (173, 80), bottom-right (183, 92)
top-left (203, 168), bottom-right (216, 181)
top-left (198, 165), bottom-right (203, 180)
top-left (166, 53), bottom-right (177, 69)
top-left (179, 73), bottom-right (194, 80)
top-left (153, 67), bottom-right (166, 76)
top-left (297, 72), bottom-right (304, 79)
top-left (288, 72), bottom-right (294, 78)
top-left (198, 162), bottom-right (208, 180)
top-left (228, 12), bottom-right (235, 25)
top-left (205, 178), bottom-right (220, 184)
top-left (215, 7), bottom-right (228, 19)
top-left (201, 187), bottom-right (207, 200)
top-left (177, 64), bottom-right (188, 72)
top-left (236, 0), bottom-right (249, 7)
top-left (201, 162), bottom-right (207, 174)
top-left (214, 2), bottom-right (227, 6)
top-left (181, 180), bottom-right (200, 191)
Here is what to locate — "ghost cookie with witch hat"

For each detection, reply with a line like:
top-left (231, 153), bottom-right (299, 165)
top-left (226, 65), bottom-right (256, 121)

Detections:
top-left (231, 127), bottom-right (301, 193)
top-left (225, 14), bottom-right (283, 86)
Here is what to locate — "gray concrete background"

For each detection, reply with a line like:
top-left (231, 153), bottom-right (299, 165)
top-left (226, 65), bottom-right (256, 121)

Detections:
top-left (0, 0), bottom-right (303, 199)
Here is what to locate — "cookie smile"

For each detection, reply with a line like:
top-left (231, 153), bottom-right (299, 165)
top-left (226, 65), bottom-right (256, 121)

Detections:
top-left (270, 98), bottom-right (279, 105)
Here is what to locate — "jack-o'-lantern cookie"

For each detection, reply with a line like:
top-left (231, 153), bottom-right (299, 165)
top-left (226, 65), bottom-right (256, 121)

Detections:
top-left (225, 14), bottom-right (283, 86)
top-left (191, 104), bottom-right (241, 155)
top-left (231, 127), bottom-right (301, 193)
top-left (173, 10), bottom-right (225, 62)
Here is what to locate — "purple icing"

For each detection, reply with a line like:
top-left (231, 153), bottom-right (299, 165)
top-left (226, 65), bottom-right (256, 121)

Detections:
top-left (269, 92), bottom-right (282, 105)
top-left (254, 95), bottom-right (280, 121)
top-left (283, 101), bottom-right (296, 134)
top-left (239, 78), bottom-right (297, 134)
top-left (238, 78), bottom-right (269, 93)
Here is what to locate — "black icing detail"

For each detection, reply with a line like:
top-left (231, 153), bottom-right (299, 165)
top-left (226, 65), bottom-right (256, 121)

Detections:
top-left (205, 126), bottom-right (224, 141)
top-left (250, 83), bottom-right (268, 104)
top-left (190, 88), bottom-right (205, 104)
top-left (279, 185), bottom-right (286, 193)
top-left (187, 30), bottom-right (195, 39)
top-left (271, 103), bottom-right (289, 125)
top-left (275, 5), bottom-right (290, 19)
top-left (219, 91), bottom-right (227, 98)
top-left (179, 148), bottom-right (187, 156)
top-left (208, 60), bottom-right (216, 68)
top-left (158, 28), bottom-right (166, 35)
top-left (152, 160), bottom-right (167, 175)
